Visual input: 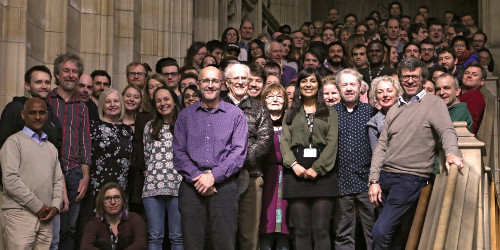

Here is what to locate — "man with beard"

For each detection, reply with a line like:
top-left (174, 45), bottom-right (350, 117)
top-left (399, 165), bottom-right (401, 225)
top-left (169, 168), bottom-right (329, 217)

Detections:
top-left (403, 42), bottom-right (420, 59)
top-left (126, 62), bottom-right (148, 91)
top-left (385, 18), bottom-right (404, 54)
top-left (333, 68), bottom-right (377, 249)
top-left (359, 40), bottom-right (396, 84)
top-left (325, 41), bottom-right (345, 75)
top-left (420, 39), bottom-right (437, 70)
top-left (88, 70), bottom-right (111, 121)
top-left (328, 8), bottom-right (340, 24)
top-left (48, 53), bottom-right (91, 250)
top-left (352, 44), bottom-right (368, 70)
top-left (438, 47), bottom-right (464, 85)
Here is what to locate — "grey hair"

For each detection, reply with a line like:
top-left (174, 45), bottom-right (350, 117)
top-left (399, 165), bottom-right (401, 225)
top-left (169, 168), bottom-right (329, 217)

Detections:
top-left (265, 41), bottom-right (283, 56)
top-left (397, 58), bottom-right (429, 84)
top-left (335, 68), bottom-right (363, 88)
top-left (224, 62), bottom-right (251, 80)
top-left (435, 73), bottom-right (459, 89)
top-left (369, 75), bottom-right (404, 103)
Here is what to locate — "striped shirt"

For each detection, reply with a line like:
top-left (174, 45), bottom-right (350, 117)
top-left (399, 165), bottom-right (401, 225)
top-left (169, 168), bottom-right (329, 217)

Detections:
top-left (47, 88), bottom-right (91, 172)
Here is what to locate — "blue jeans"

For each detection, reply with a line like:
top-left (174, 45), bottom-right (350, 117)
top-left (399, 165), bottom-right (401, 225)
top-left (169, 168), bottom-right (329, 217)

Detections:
top-left (50, 214), bottom-right (60, 250)
top-left (59, 167), bottom-right (82, 250)
top-left (143, 196), bottom-right (183, 250)
top-left (372, 171), bottom-right (429, 250)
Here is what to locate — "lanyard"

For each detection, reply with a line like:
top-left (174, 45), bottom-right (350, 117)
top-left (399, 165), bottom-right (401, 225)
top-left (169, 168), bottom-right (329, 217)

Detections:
top-left (369, 65), bottom-right (385, 82)
top-left (306, 112), bottom-right (315, 148)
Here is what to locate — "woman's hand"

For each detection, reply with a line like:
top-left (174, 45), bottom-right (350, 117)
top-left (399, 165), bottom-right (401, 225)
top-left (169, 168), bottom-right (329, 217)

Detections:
top-left (292, 164), bottom-right (307, 178)
top-left (304, 168), bottom-right (318, 179)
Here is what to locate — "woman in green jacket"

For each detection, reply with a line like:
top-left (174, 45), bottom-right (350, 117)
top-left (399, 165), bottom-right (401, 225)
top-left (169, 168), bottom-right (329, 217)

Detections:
top-left (280, 68), bottom-right (339, 250)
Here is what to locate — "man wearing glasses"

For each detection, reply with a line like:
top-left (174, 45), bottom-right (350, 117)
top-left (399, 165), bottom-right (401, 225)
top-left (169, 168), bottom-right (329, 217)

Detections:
top-left (126, 62), bottom-right (148, 90)
top-left (155, 58), bottom-right (181, 96)
top-left (419, 38), bottom-right (437, 71)
top-left (173, 66), bottom-right (248, 250)
top-left (222, 63), bottom-right (273, 250)
top-left (369, 58), bottom-right (463, 249)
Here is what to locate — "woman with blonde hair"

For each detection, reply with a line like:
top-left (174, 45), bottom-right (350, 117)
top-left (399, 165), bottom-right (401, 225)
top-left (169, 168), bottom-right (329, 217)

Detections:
top-left (366, 76), bottom-right (403, 152)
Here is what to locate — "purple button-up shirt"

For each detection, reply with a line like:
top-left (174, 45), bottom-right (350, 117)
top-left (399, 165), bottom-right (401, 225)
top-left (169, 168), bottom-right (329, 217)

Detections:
top-left (173, 100), bottom-right (248, 183)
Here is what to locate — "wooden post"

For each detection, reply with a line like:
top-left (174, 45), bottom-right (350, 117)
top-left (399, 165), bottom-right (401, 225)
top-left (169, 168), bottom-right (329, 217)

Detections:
top-left (433, 164), bottom-right (459, 250)
top-left (406, 184), bottom-right (433, 250)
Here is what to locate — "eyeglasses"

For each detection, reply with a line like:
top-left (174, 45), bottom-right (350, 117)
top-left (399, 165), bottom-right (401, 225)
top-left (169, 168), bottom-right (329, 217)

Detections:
top-left (163, 72), bottom-right (179, 77)
top-left (104, 195), bottom-right (122, 203)
top-left (227, 76), bottom-right (250, 83)
top-left (453, 44), bottom-right (466, 48)
top-left (266, 95), bottom-right (284, 101)
top-left (473, 40), bottom-right (485, 44)
top-left (128, 72), bottom-right (146, 77)
top-left (184, 94), bottom-right (199, 99)
top-left (199, 79), bottom-right (223, 85)
top-left (401, 75), bottom-right (422, 82)
top-left (421, 48), bottom-right (435, 53)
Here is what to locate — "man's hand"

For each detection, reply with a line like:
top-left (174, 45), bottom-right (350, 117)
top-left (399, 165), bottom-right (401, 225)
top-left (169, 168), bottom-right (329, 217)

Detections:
top-left (76, 164), bottom-right (90, 202)
top-left (292, 164), bottom-right (307, 178)
top-left (445, 154), bottom-right (464, 172)
top-left (304, 168), bottom-right (318, 179)
top-left (193, 173), bottom-right (215, 194)
top-left (369, 183), bottom-right (383, 208)
top-left (202, 186), bottom-right (218, 196)
top-left (40, 207), bottom-right (58, 221)
top-left (61, 191), bottom-right (70, 213)
top-left (35, 205), bottom-right (50, 219)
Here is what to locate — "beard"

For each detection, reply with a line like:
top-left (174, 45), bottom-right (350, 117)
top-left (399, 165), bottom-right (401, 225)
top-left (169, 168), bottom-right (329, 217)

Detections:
top-left (328, 57), bottom-right (343, 67)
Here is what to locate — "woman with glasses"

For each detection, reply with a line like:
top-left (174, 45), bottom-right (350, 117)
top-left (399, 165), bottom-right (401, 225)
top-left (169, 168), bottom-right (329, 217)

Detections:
top-left (181, 85), bottom-right (201, 108)
top-left (280, 68), bottom-right (339, 249)
top-left (259, 83), bottom-right (291, 250)
top-left (81, 182), bottom-right (147, 249)
top-left (184, 41), bottom-right (207, 72)
top-left (247, 39), bottom-right (266, 64)
top-left (143, 87), bottom-right (183, 250)
top-left (451, 35), bottom-right (479, 67)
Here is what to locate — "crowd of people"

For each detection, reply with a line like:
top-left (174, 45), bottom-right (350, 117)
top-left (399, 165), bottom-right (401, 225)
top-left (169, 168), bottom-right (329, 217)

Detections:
top-left (0, 2), bottom-right (490, 250)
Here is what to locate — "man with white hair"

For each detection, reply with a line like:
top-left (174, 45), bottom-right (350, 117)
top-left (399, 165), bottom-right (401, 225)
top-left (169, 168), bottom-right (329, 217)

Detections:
top-left (222, 63), bottom-right (273, 250)
top-left (265, 41), bottom-right (298, 86)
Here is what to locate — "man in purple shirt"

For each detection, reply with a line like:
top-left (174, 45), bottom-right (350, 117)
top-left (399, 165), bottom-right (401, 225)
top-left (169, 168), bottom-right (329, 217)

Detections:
top-left (173, 66), bottom-right (248, 250)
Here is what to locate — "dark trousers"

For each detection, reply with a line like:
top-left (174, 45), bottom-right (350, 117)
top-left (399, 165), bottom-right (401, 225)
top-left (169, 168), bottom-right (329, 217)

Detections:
top-left (372, 171), bottom-right (429, 250)
top-left (179, 178), bottom-right (238, 250)
top-left (59, 167), bottom-right (83, 250)
top-left (333, 192), bottom-right (375, 250)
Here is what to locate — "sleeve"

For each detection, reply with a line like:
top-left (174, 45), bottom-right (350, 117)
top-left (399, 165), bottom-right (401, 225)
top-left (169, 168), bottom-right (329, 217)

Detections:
top-left (430, 99), bottom-right (459, 157)
top-left (280, 112), bottom-right (297, 168)
top-left (79, 103), bottom-right (92, 165)
top-left (245, 105), bottom-right (273, 168)
top-left (0, 102), bottom-right (23, 149)
top-left (172, 111), bottom-right (204, 183)
top-left (211, 112), bottom-right (249, 183)
top-left (143, 122), bottom-right (151, 170)
top-left (311, 109), bottom-right (339, 176)
top-left (80, 219), bottom-right (100, 250)
top-left (367, 125), bottom-right (379, 153)
top-left (369, 117), bottom-right (390, 181)
top-left (124, 213), bottom-right (148, 250)
top-left (0, 137), bottom-right (44, 214)
top-left (51, 157), bottom-right (64, 210)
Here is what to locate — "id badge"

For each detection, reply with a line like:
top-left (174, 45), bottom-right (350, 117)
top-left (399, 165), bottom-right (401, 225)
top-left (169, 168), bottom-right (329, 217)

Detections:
top-left (303, 148), bottom-right (317, 158)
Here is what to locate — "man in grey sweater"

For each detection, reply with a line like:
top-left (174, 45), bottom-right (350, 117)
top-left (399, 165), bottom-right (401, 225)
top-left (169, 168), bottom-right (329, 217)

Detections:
top-left (0, 97), bottom-right (63, 249)
top-left (368, 58), bottom-right (463, 249)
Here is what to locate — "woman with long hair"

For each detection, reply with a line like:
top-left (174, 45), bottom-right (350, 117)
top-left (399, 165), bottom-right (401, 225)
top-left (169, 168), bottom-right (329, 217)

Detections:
top-left (184, 41), bottom-right (207, 72)
top-left (181, 85), bottom-right (201, 109)
top-left (247, 39), bottom-right (267, 64)
top-left (221, 27), bottom-right (240, 45)
top-left (143, 87), bottom-right (183, 250)
top-left (122, 85), bottom-right (142, 132)
top-left (280, 68), bottom-right (339, 249)
top-left (81, 182), bottom-right (147, 249)
top-left (259, 83), bottom-right (290, 250)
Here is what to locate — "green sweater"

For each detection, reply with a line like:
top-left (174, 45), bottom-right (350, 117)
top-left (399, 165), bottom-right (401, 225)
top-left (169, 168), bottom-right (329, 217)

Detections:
top-left (449, 102), bottom-right (473, 133)
top-left (0, 131), bottom-right (63, 213)
top-left (280, 107), bottom-right (338, 176)
top-left (370, 94), bottom-right (459, 180)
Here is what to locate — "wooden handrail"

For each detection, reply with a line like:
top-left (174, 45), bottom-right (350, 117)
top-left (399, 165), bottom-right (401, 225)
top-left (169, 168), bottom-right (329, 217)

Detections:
top-left (433, 164), bottom-right (459, 250)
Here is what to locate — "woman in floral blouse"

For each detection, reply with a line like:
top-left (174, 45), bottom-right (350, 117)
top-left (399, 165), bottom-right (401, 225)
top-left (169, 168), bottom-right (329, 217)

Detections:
top-left (142, 86), bottom-right (183, 250)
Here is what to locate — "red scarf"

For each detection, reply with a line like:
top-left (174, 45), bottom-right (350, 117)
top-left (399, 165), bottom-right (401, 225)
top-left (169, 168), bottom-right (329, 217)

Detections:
top-left (457, 49), bottom-right (473, 65)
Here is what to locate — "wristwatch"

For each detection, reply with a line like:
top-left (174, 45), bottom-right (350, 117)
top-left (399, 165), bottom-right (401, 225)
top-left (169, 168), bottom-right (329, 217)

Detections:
top-left (367, 180), bottom-right (380, 187)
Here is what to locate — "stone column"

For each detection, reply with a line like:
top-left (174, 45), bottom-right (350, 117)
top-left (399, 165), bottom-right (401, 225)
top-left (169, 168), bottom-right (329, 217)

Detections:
top-left (480, 0), bottom-right (500, 76)
top-left (0, 0), bottom-right (28, 110)
top-left (113, 0), bottom-right (134, 91)
top-left (193, 0), bottom-right (218, 42)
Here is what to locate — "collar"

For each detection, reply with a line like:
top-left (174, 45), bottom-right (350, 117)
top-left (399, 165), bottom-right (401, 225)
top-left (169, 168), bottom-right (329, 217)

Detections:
top-left (339, 101), bottom-right (360, 112)
top-left (49, 88), bottom-right (80, 103)
top-left (398, 90), bottom-right (426, 106)
top-left (22, 126), bottom-right (48, 142)
top-left (195, 98), bottom-right (228, 113)
top-left (227, 93), bottom-right (249, 107)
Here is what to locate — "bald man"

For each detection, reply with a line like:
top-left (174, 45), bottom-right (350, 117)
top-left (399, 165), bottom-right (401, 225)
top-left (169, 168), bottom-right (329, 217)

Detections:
top-left (0, 97), bottom-right (63, 249)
